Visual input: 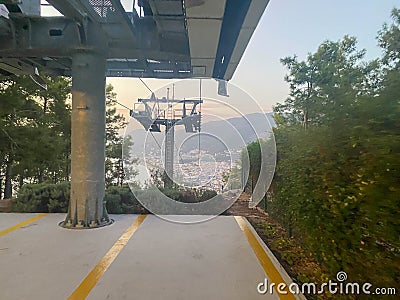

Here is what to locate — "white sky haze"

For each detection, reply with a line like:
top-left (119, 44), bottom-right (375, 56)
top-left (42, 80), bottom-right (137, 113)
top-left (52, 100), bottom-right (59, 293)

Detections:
top-left (41, 1), bottom-right (400, 115)
top-left (108, 1), bottom-right (399, 116)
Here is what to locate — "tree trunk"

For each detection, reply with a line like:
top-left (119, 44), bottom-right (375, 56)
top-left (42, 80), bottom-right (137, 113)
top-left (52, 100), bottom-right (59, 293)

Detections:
top-left (4, 156), bottom-right (13, 199)
top-left (303, 80), bottom-right (312, 129)
top-left (120, 160), bottom-right (124, 186)
top-left (38, 167), bottom-right (43, 183)
top-left (303, 109), bottom-right (308, 129)
top-left (118, 159), bottom-right (124, 186)
top-left (65, 152), bottom-right (70, 182)
top-left (43, 97), bottom-right (48, 113)
top-left (19, 174), bottom-right (24, 188)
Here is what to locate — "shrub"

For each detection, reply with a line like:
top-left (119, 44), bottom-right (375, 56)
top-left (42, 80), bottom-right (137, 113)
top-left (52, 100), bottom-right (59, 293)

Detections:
top-left (14, 182), bottom-right (69, 213)
top-left (13, 183), bottom-right (216, 214)
top-left (197, 189), bottom-right (217, 202)
top-left (159, 188), bottom-right (217, 203)
top-left (104, 193), bottom-right (123, 214)
top-left (105, 185), bottom-right (148, 214)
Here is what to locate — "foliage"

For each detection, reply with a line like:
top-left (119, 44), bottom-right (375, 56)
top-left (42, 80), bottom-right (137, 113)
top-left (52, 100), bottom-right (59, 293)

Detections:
top-left (160, 187), bottom-right (217, 203)
top-left (13, 182), bottom-right (217, 213)
top-left (13, 182), bottom-right (70, 213)
top-left (0, 77), bottom-right (136, 198)
top-left (0, 75), bottom-right (71, 198)
top-left (13, 183), bottom-right (148, 214)
top-left (105, 84), bottom-right (134, 187)
top-left (104, 185), bottom-right (148, 214)
top-left (241, 138), bottom-right (275, 193)
top-left (197, 189), bottom-right (218, 202)
top-left (251, 8), bottom-right (400, 290)
top-left (274, 35), bottom-right (372, 128)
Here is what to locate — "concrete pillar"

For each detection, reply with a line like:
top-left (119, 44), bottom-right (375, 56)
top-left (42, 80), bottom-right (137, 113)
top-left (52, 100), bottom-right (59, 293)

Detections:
top-left (164, 121), bottom-right (175, 188)
top-left (62, 51), bottom-right (111, 228)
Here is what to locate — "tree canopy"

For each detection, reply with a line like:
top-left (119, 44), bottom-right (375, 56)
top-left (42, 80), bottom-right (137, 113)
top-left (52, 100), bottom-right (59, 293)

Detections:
top-left (243, 7), bottom-right (400, 290)
top-left (0, 77), bottom-right (131, 198)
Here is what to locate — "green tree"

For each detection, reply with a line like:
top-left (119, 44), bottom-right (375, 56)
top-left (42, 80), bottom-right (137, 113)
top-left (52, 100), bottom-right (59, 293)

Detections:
top-left (268, 10), bottom-right (400, 290)
top-left (105, 84), bottom-right (137, 187)
top-left (378, 8), bottom-right (400, 69)
top-left (0, 75), bottom-right (71, 198)
top-left (241, 138), bottom-right (275, 195)
top-left (275, 36), bottom-right (369, 128)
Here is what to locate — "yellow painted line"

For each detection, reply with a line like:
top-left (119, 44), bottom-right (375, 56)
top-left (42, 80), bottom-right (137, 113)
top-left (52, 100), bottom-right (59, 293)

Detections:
top-left (0, 213), bottom-right (48, 237)
top-left (235, 216), bottom-right (296, 300)
top-left (68, 215), bottom-right (147, 300)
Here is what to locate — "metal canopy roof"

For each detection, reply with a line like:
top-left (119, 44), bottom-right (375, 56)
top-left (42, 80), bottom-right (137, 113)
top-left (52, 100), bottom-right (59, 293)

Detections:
top-left (0, 0), bottom-right (269, 80)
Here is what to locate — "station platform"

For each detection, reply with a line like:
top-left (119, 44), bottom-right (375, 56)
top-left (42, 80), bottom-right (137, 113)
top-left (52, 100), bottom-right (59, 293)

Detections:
top-left (0, 214), bottom-right (303, 300)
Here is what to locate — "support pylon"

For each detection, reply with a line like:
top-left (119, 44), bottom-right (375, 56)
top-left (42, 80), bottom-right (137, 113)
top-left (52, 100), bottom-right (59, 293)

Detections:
top-left (62, 51), bottom-right (111, 228)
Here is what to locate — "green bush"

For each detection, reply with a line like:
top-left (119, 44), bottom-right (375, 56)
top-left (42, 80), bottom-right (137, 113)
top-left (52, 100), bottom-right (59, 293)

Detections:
top-left (104, 185), bottom-right (148, 214)
top-left (159, 188), bottom-right (182, 202)
top-left (197, 189), bottom-right (217, 202)
top-left (14, 182), bottom-right (69, 213)
top-left (104, 193), bottom-right (123, 214)
top-left (253, 19), bottom-right (400, 290)
top-left (159, 188), bottom-right (217, 203)
top-left (13, 183), bottom-right (216, 214)
top-left (267, 124), bottom-right (400, 288)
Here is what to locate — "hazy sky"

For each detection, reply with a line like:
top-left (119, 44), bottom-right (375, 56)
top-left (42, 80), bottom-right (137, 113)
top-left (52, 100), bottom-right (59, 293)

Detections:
top-left (109, 0), bottom-right (399, 115)
top-left (42, 1), bottom-right (399, 114)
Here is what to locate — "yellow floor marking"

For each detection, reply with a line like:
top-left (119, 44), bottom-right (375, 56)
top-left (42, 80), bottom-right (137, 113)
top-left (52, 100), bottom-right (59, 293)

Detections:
top-left (235, 216), bottom-right (297, 300)
top-left (0, 213), bottom-right (48, 237)
top-left (68, 215), bottom-right (147, 300)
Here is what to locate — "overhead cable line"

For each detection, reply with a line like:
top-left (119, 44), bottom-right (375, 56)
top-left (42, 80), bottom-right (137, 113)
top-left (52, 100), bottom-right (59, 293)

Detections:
top-left (139, 77), bottom-right (154, 94)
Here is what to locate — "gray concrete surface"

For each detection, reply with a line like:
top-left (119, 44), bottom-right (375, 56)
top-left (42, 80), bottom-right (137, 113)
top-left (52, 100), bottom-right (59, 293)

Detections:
top-left (0, 214), bottom-right (288, 300)
top-left (0, 212), bottom-right (43, 231)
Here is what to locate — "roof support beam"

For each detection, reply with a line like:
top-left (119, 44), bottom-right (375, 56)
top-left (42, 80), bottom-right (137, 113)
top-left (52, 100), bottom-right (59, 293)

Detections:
top-left (0, 16), bottom-right (81, 56)
top-left (46, 0), bottom-right (88, 24)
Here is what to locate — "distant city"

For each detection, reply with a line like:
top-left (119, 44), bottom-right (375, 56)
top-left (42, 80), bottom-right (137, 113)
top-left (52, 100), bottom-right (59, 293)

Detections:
top-left (142, 147), bottom-right (241, 192)
top-left (128, 112), bottom-right (275, 190)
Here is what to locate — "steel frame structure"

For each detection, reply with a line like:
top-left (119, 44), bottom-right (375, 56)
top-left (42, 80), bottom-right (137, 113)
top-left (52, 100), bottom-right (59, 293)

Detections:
top-left (131, 96), bottom-right (202, 188)
top-left (0, 0), bottom-right (269, 228)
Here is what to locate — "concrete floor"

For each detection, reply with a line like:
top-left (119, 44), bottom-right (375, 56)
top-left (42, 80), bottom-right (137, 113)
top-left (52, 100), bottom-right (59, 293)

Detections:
top-left (0, 214), bottom-right (302, 300)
